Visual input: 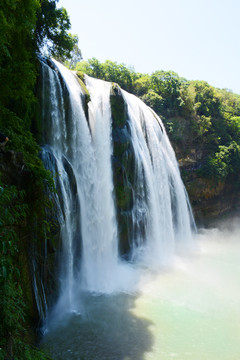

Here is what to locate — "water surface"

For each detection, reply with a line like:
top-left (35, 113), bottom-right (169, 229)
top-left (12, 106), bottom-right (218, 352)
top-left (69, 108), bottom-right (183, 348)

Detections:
top-left (41, 225), bottom-right (240, 360)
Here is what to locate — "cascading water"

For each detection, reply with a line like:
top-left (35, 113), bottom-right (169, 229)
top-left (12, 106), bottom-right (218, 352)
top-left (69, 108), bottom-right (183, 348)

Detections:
top-left (39, 59), bottom-right (196, 320)
top-left (79, 75), bottom-right (121, 293)
top-left (40, 58), bottom-right (82, 313)
top-left (121, 90), bottom-right (195, 266)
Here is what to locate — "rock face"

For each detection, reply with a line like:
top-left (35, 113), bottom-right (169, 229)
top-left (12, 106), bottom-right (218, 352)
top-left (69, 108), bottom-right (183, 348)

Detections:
top-left (0, 150), bottom-right (26, 186)
top-left (165, 114), bottom-right (240, 225)
top-left (110, 84), bottom-right (135, 255)
top-left (180, 160), bottom-right (240, 226)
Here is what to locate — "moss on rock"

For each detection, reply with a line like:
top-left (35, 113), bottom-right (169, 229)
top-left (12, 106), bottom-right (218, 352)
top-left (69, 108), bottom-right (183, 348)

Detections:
top-left (76, 71), bottom-right (90, 100)
top-left (110, 83), bottom-right (126, 128)
top-left (110, 83), bottom-right (137, 256)
top-left (76, 71), bottom-right (90, 121)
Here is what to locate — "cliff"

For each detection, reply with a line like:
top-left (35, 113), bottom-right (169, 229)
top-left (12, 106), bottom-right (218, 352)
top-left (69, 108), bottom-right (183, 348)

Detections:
top-left (177, 145), bottom-right (240, 225)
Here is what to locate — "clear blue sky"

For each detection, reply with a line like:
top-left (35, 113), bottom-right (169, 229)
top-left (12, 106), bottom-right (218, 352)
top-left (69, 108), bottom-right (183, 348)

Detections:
top-left (59, 0), bottom-right (240, 94)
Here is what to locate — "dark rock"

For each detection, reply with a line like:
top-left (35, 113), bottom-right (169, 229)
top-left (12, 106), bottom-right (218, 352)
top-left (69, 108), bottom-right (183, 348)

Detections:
top-left (0, 150), bottom-right (26, 186)
top-left (110, 83), bottom-right (136, 256)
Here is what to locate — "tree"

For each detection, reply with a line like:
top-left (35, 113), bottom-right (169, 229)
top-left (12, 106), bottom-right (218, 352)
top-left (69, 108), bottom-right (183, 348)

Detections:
top-left (35, 0), bottom-right (78, 59)
top-left (76, 58), bottom-right (136, 92)
top-left (0, 0), bottom-right (38, 119)
top-left (150, 71), bottom-right (185, 116)
top-left (0, 0), bottom-right (79, 122)
top-left (133, 75), bottom-right (151, 96)
top-left (192, 81), bottom-right (222, 118)
top-left (65, 42), bottom-right (82, 69)
top-left (141, 90), bottom-right (163, 114)
top-left (227, 116), bottom-right (240, 141)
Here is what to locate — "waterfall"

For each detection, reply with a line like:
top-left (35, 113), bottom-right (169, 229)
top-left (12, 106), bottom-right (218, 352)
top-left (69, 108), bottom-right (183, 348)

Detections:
top-left (40, 59), bottom-right (82, 312)
top-left (121, 90), bottom-right (195, 266)
top-left (80, 75), bottom-right (121, 293)
top-left (39, 59), bottom-right (196, 317)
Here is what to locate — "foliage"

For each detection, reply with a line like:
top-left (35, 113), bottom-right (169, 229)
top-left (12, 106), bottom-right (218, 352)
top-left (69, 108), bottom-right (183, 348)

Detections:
top-left (76, 59), bottom-right (136, 92)
top-left (200, 142), bottom-right (240, 181)
top-left (0, 0), bottom-right (79, 119)
top-left (0, 106), bottom-right (54, 191)
top-left (64, 43), bottom-right (82, 69)
top-left (149, 70), bottom-right (185, 116)
top-left (141, 90), bottom-right (164, 114)
top-left (134, 75), bottom-right (151, 96)
top-left (0, 0), bottom-right (38, 120)
top-left (0, 184), bottom-right (51, 360)
top-left (35, 0), bottom-right (78, 60)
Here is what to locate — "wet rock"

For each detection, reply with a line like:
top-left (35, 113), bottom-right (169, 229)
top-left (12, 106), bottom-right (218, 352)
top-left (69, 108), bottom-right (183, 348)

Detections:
top-left (110, 83), bottom-right (136, 256)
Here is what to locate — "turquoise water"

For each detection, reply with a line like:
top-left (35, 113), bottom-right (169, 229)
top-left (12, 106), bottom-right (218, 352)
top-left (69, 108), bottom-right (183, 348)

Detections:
top-left (41, 225), bottom-right (240, 359)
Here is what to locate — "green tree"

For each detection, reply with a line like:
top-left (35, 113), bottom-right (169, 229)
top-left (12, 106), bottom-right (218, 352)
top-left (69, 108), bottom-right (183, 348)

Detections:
top-left (35, 0), bottom-right (78, 59)
top-left (227, 116), bottom-right (240, 141)
top-left (76, 58), bottom-right (135, 92)
top-left (150, 70), bottom-right (186, 116)
top-left (141, 90), bottom-right (164, 114)
top-left (133, 75), bottom-right (151, 96)
top-left (192, 81), bottom-right (222, 118)
top-left (76, 58), bottom-right (104, 78)
top-left (65, 42), bottom-right (82, 69)
top-left (102, 60), bottom-right (134, 91)
top-left (202, 142), bottom-right (240, 181)
top-left (0, 0), bottom-right (38, 119)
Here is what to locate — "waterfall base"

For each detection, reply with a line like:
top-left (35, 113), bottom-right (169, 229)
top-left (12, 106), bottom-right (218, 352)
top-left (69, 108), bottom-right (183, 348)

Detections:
top-left (41, 223), bottom-right (240, 360)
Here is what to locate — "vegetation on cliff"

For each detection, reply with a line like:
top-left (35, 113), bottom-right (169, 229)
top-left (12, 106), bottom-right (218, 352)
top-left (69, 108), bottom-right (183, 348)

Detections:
top-left (0, 183), bottom-right (52, 360)
top-left (0, 1), bottom-right (77, 359)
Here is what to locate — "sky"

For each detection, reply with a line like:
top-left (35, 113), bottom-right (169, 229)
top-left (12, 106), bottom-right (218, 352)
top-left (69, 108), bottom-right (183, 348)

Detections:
top-left (58, 0), bottom-right (240, 94)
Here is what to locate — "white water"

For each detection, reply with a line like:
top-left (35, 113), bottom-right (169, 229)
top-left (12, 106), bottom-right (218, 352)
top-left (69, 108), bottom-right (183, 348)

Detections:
top-left (121, 90), bottom-right (195, 267)
top-left (41, 59), bottom-right (78, 312)
top-left (79, 76), bottom-right (118, 292)
top-left (40, 60), bottom-right (196, 321)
